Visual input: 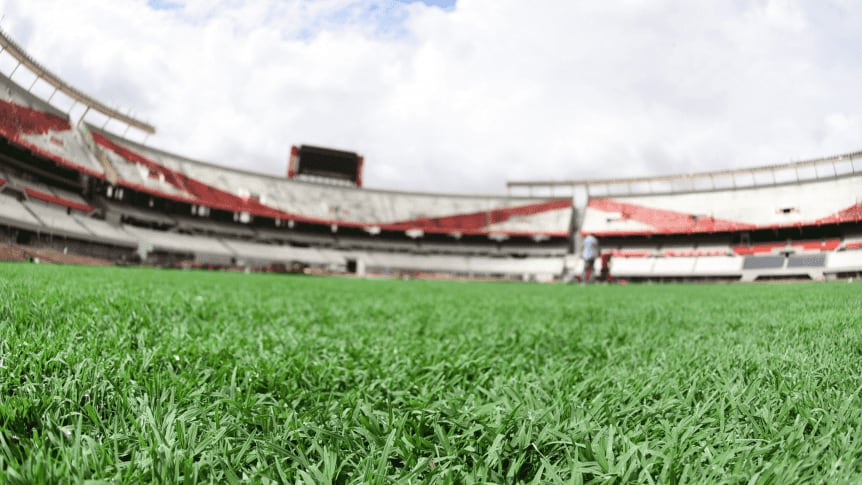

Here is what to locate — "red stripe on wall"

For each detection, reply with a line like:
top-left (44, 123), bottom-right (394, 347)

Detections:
top-left (94, 133), bottom-right (571, 236)
top-left (386, 199), bottom-right (572, 232)
top-left (25, 188), bottom-right (93, 212)
top-left (588, 198), bottom-right (758, 235)
top-left (0, 100), bottom-right (72, 135)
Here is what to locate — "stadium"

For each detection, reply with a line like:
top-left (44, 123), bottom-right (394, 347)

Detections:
top-left (2, 14), bottom-right (862, 484)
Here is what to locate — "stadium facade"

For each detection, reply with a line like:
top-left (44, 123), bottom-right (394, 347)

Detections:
top-left (0, 30), bottom-right (860, 281)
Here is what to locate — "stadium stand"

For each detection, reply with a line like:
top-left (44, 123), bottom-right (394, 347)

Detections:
top-left (580, 174), bottom-right (862, 237)
top-left (692, 256), bottom-right (743, 276)
top-left (508, 148), bottom-right (862, 280)
top-left (24, 200), bottom-right (92, 236)
top-left (0, 192), bottom-right (42, 228)
top-left (90, 128), bottom-right (572, 237)
top-left (70, 215), bottom-right (137, 247)
top-left (0, 74), bottom-right (105, 178)
top-left (1, 29), bottom-right (860, 282)
top-left (122, 225), bottom-right (235, 261)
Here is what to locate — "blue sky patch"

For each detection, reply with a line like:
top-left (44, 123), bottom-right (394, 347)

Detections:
top-left (403, 0), bottom-right (456, 10)
top-left (147, 0), bottom-right (182, 11)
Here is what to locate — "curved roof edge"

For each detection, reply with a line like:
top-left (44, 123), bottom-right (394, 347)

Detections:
top-left (508, 149), bottom-right (862, 197)
top-left (0, 29), bottom-right (155, 134)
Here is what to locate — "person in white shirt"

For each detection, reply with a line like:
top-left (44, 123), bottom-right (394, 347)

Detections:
top-left (581, 233), bottom-right (599, 283)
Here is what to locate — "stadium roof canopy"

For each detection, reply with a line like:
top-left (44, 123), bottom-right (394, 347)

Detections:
top-left (0, 29), bottom-right (155, 134)
top-left (508, 150), bottom-right (862, 198)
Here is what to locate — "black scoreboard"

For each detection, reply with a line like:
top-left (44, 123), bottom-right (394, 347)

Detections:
top-left (288, 145), bottom-right (364, 187)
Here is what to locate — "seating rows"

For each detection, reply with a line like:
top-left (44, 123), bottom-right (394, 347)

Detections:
top-left (601, 239), bottom-right (734, 258)
top-left (0, 192), bottom-right (566, 276)
top-left (602, 251), bottom-right (862, 279)
top-left (843, 232), bottom-right (862, 250)
top-left (0, 81), bottom-right (105, 177)
top-left (71, 215), bottom-right (137, 246)
top-left (0, 174), bottom-right (94, 212)
top-left (583, 174), bottom-right (862, 236)
top-left (123, 225), bottom-right (234, 257)
top-left (603, 236), bottom-right (845, 263)
top-left (0, 193), bottom-right (42, 227)
top-left (25, 202), bottom-right (92, 235)
top-left (90, 129), bottom-right (573, 237)
top-left (732, 239), bottom-right (841, 255)
top-left (2, 76), bottom-right (571, 238)
top-left (4, 189), bottom-right (862, 279)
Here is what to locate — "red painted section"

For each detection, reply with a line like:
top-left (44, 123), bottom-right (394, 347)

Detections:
top-left (814, 202), bottom-right (862, 225)
top-left (733, 238), bottom-right (839, 255)
top-left (386, 199), bottom-right (572, 233)
top-left (588, 198), bottom-right (757, 235)
top-left (604, 250), bottom-right (655, 258)
top-left (24, 188), bottom-right (93, 213)
top-left (608, 238), bottom-right (840, 258)
top-left (0, 100), bottom-right (104, 178)
top-left (0, 99), bottom-right (71, 135)
top-left (845, 241), bottom-right (862, 250)
top-left (356, 156), bottom-right (364, 188)
top-left (93, 133), bottom-right (572, 236)
top-left (589, 198), bottom-right (862, 237)
top-left (796, 239), bottom-right (840, 251)
top-left (662, 250), bottom-right (729, 257)
top-left (732, 242), bottom-right (788, 255)
top-left (287, 145), bottom-right (298, 179)
top-left (0, 177), bottom-right (5, 188)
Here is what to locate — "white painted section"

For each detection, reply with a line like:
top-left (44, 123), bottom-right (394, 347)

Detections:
top-left (72, 215), bottom-right (136, 245)
top-left (0, 194), bottom-right (42, 227)
top-left (610, 257), bottom-right (655, 277)
top-left (826, 251), bottom-right (862, 272)
top-left (104, 150), bottom-right (192, 198)
top-left (222, 239), bottom-right (337, 265)
top-left (652, 257), bottom-right (697, 275)
top-left (693, 256), bottom-right (743, 275)
top-left (124, 225), bottom-right (234, 257)
top-left (581, 208), bottom-right (656, 233)
top-left (24, 201), bottom-right (91, 236)
top-left (22, 130), bottom-right (105, 176)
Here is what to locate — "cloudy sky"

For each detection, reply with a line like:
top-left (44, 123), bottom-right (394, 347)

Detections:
top-left (0, 0), bottom-right (859, 194)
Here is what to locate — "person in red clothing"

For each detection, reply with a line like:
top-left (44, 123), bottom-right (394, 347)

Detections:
top-left (599, 252), bottom-right (612, 283)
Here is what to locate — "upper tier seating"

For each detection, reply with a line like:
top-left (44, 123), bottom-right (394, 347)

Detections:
top-left (90, 129), bottom-right (573, 238)
top-left (0, 76), bottom-right (105, 177)
top-left (732, 239), bottom-right (841, 255)
top-left (582, 175), bottom-right (862, 236)
top-left (843, 230), bottom-right (862, 250)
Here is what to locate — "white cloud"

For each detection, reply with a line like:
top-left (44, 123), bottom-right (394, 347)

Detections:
top-left (0, 0), bottom-right (859, 194)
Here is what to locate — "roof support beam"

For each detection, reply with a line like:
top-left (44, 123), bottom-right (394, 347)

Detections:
top-left (0, 28), bottom-right (156, 134)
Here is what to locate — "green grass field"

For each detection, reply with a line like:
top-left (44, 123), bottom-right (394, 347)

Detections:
top-left (1, 263), bottom-right (861, 483)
